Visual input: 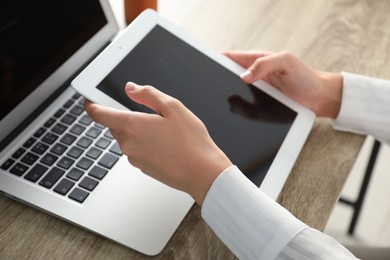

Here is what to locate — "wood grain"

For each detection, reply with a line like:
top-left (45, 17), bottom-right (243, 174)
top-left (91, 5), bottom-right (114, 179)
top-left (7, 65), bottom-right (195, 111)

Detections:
top-left (2, 0), bottom-right (390, 259)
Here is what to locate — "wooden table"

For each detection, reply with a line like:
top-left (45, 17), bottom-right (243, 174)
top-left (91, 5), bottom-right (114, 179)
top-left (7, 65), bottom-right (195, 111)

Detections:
top-left (2, 0), bottom-right (390, 258)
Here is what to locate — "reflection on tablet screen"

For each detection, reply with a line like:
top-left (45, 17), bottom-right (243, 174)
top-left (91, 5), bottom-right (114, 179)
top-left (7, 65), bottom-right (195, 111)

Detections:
top-left (97, 25), bottom-right (297, 187)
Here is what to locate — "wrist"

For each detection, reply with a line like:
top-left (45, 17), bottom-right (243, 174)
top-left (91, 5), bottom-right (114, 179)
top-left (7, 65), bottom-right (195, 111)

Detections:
top-left (190, 152), bottom-right (233, 206)
top-left (316, 71), bottom-right (343, 118)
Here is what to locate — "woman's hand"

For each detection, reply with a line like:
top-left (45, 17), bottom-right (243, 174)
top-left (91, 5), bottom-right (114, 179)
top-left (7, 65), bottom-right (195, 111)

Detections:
top-left (84, 82), bottom-right (232, 206)
top-left (224, 50), bottom-right (343, 118)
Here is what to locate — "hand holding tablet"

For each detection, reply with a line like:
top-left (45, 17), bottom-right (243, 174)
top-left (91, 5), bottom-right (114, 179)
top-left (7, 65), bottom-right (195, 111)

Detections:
top-left (85, 82), bottom-right (233, 205)
top-left (72, 10), bottom-right (315, 200)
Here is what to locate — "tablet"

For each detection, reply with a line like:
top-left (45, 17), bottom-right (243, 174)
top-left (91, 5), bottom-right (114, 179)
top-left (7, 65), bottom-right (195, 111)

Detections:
top-left (72, 9), bottom-right (315, 200)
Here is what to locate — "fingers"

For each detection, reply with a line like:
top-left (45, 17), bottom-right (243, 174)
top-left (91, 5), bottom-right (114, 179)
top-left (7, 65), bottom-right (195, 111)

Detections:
top-left (240, 51), bottom-right (296, 83)
top-left (223, 50), bottom-right (273, 68)
top-left (84, 99), bottom-right (129, 130)
top-left (85, 82), bottom-right (181, 130)
top-left (125, 82), bottom-right (181, 116)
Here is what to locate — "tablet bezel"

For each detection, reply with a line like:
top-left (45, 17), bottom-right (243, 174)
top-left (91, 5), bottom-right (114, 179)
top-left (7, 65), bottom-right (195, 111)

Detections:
top-left (72, 9), bottom-right (315, 200)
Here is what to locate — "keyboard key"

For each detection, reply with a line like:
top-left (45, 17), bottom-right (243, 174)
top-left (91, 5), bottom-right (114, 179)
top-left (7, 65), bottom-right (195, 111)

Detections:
top-left (86, 127), bottom-right (101, 139)
top-left (51, 143), bottom-right (67, 155)
top-left (79, 176), bottom-right (98, 191)
top-left (57, 156), bottom-right (75, 170)
top-left (52, 123), bottom-right (68, 135)
top-left (33, 127), bottom-right (46, 138)
top-left (86, 147), bottom-right (102, 159)
top-left (104, 130), bottom-right (114, 139)
top-left (61, 114), bottom-right (77, 125)
top-left (42, 133), bottom-right (59, 145)
top-left (98, 153), bottom-right (119, 169)
top-left (67, 146), bottom-right (84, 159)
top-left (54, 108), bottom-right (66, 118)
top-left (89, 166), bottom-right (107, 180)
top-left (24, 164), bottom-right (48, 183)
top-left (76, 157), bottom-right (93, 170)
top-left (10, 163), bottom-right (29, 176)
top-left (109, 142), bottom-right (123, 156)
top-left (79, 115), bottom-right (93, 126)
top-left (77, 137), bottom-right (93, 149)
top-left (12, 147), bottom-right (26, 159)
top-left (78, 97), bottom-right (85, 105)
top-left (32, 142), bottom-right (49, 155)
top-left (39, 167), bottom-right (64, 188)
top-left (60, 133), bottom-right (77, 145)
top-left (1, 158), bottom-right (15, 170)
top-left (40, 153), bottom-right (58, 166)
top-left (70, 105), bottom-right (84, 116)
top-left (94, 123), bottom-right (105, 129)
top-left (72, 93), bottom-right (81, 100)
top-left (63, 99), bottom-right (74, 109)
top-left (70, 124), bottom-right (86, 135)
top-left (23, 137), bottom-right (36, 148)
top-left (69, 187), bottom-right (89, 203)
top-left (21, 152), bottom-right (39, 166)
top-left (95, 137), bottom-right (111, 149)
top-left (54, 179), bottom-right (75, 195)
top-left (44, 118), bottom-right (56, 128)
top-left (67, 168), bottom-right (84, 181)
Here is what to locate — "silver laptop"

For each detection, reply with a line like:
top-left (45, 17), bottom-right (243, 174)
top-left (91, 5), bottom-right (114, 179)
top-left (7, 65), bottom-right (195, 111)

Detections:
top-left (0, 0), bottom-right (193, 255)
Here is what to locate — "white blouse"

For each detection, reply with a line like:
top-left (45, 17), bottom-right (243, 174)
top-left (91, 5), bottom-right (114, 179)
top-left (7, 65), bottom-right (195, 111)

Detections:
top-left (201, 72), bottom-right (390, 259)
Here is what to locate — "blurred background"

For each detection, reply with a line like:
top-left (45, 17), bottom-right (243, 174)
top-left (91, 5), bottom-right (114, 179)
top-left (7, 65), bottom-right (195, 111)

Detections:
top-left (325, 137), bottom-right (390, 249)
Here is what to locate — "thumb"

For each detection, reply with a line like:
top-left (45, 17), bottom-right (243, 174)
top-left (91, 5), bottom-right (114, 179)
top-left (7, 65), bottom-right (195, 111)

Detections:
top-left (240, 52), bottom-right (291, 83)
top-left (125, 82), bottom-right (171, 116)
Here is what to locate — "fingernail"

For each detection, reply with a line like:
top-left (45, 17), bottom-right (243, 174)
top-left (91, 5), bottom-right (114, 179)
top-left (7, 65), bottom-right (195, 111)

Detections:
top-left (126, 82), bottom-right (139, 92)
top-left (240, 70), bottom-right (253, 82)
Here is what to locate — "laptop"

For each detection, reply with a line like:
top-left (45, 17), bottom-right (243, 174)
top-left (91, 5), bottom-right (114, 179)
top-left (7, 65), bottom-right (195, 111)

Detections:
top-left (0, 0), bottom-right (193, 255)
top-left (0, 0), bottom-right (314, 256)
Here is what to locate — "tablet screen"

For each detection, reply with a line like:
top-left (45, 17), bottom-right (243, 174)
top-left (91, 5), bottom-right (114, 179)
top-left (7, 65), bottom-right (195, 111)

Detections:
top-left (97, 25), bottom-right (296, 186)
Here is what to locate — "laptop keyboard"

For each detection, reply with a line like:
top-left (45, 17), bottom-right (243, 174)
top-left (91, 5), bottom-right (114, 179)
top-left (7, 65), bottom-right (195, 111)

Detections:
top-left (0, 93), bottom-right (123, 203)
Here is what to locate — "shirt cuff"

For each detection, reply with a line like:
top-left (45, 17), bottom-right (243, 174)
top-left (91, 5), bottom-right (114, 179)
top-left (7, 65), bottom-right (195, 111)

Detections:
top-left (333, 72), bottom-right (390, 145)
top-left (201, 165), bottom-right (307, 259)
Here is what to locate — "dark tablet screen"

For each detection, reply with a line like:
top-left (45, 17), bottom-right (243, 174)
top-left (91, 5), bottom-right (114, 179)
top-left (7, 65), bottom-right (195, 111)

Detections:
top-left (97, 25), bottom-right (297, 186)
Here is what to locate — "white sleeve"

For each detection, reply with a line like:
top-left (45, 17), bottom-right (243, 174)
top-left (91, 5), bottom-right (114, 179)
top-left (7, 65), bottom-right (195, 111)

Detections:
top-left (279, 228), bottom-right (357, 259)
top-left (201, 166), bottom-right (358, 259)
top-left (333, 72), bottom-right (390, 145)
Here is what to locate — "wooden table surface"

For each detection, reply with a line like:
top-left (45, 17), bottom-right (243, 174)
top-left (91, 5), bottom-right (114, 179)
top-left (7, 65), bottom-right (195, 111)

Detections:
top-left (2, 0), bottom-right (390, 259)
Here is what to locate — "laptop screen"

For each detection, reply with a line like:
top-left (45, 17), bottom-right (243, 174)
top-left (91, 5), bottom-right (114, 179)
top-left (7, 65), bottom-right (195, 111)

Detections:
top-left (0, 0), bottom-right (107, 121)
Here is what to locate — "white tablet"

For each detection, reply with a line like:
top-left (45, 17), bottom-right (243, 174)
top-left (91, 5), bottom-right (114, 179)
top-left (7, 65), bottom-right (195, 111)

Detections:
top-left (72, 9), bottom-right (315, 200)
